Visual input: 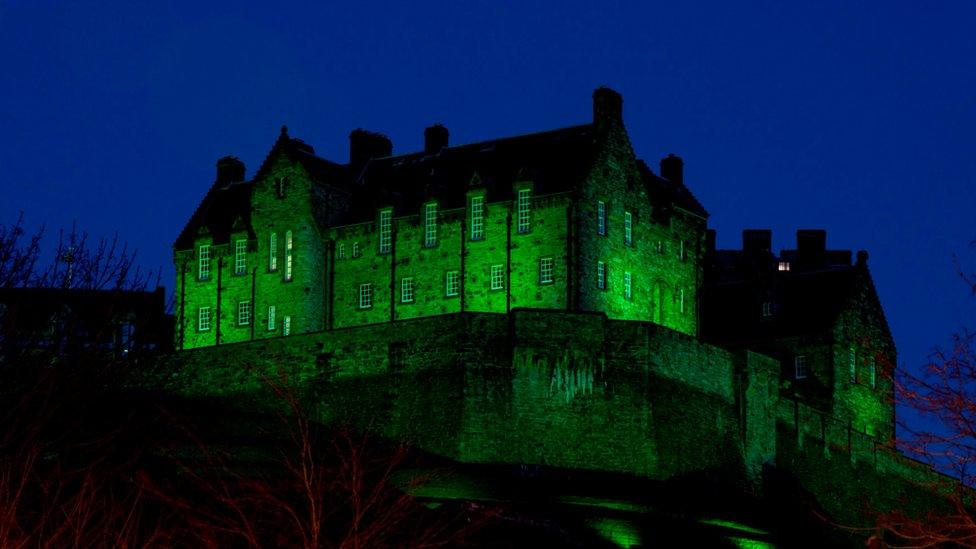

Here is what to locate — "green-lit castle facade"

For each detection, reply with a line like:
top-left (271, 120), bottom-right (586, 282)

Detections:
top-left (172, 88), bottom-right (943, 535)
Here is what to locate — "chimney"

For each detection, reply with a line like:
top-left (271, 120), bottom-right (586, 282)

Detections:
top-left (706, 229), bottom-right (716, 254)
top-left (593, 86), bottom-right (623, 132)
top-left (349, 129), bottom-right (393, 165)
top-left (856, 250), bottom-right (869, 267)
top-left (797, 230), bottom-right (826, 256)
top-left (216, 156), bottom-right (245, 185)
top-left (424, 124), bottom-right (449, 154)
top-left (660, 154), bottom-right (684, 184)
top-left (742, 229), bottom-right (772, 255)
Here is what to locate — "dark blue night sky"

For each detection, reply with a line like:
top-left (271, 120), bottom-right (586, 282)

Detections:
top-left (1, 2), bottom-right (973, 401)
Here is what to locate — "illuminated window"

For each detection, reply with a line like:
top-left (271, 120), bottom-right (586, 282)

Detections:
top-left (198, 306), bottom-right (211, 331)
top-left (624, 211), bottom-right (633, 246)
top-left (490, 264), bottom-right (504, 290)
top-left (597, 261), bottom-right (606, 290)
top-left (679, 288), bottom-right (685, 313)
top-left (198, 244), bottom-right (211, 280)
top-left (267, 305), bottom-right (276, 331)
top-left (283, 315), bottom-right (291, 336)
top-left (470, 196), bottom-right (485, 240)
top-left (234, 239), bottom-right (247, 275)
top-left (597, 201), bottom-right (607, 236)
top-left (624, 271), bottom-right (632, 300)
top-left (352, 242), bottom-right (360, 258)
top-left (269, 233), bottom-right (278, 271)
top-left (849, 347), bottom-right (857, 383)
top-left (401, 277), bottom-right (414, 303)
top-left (539, 257), bottom-right (554, 284)
top-left (359, 283), bottom-right (373, 309)
top-left (424, 202), bottom-right (438, 247)
top-left (762, 302), bottom-right (773, 317)
top-left (285, 231), bottom-right (293, 281)
top-left (778, 261), bottom-right (790, 272)
top-left (795, 355), bottom-right (809, 379)
top-left (238, 300), bottom-right (251, 326)
top-left (517, 189), bottom-right (531, 233)
top-left (379, 209), bottom-right (392, 253)
top-left (337, 243), bottom-right (345, 259)
top-left (446, 270), bottom-right (460, 297)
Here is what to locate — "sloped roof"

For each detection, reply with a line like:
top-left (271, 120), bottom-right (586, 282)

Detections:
top-left (173, 178), bottom-right (253, 250)
top-left (637, 160), bottom-right (708, 218)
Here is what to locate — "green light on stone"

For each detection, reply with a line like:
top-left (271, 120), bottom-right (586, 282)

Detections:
top-left (588, 517), bottom-right (641, 548)
top-left (728, 536), bottom-right (775, 549)
top-left (699, 518), bottom-right (769, 536)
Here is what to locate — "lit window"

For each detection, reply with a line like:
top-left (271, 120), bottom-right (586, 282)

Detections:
top-left (269, 233), bottom-right (278, 271)
top-left (198, 244), bottom-right (211, 280)
top-left (849, 347), bottom-right (857, 383)
top-left (762, 302), bottom-right (773, 317)
top-left (446, 270), bottom-right (460, 297)
top-left (198, 306), bottom-right (211, 331)
top-left (490, 264), bottom-right (504, 290)
top-left (267, 305), bottom-right (276, 331)
top-left (517, 189), bottom-right (531, 233)
top-left (539, 257), bottom-right (554, 284)
top-left (624, 271), bottom-right (632, 300)
top-left (624, 211), bottom-right (633, 246)
top-left (795, 355), bottom-right (809, 379)
top-left (597, 201), bottom-right (607, 236)
top-left (238, 300), bottom-right (251, 326)
top-left (352, 242), bottom-right (360, 258)
top-left (285, 230), bottom-right (293, 281)
top-left (359, 283), bottom-right (373, 309)
top-left (778, 261), bottom-right (790, 272)
top-left (283, 316), bottom-right (291, 336)
top-left (470, 196), bottom-right (485, 240)
top-left (234, 239), bottom-right (247, 275)
top-left (401, 277), bottom-right (414, 303)
top-left (379, 209), bottom-right (392, 253)
top-left (337, 243), bottom-right (345, 259)
top-left (597, 261), bottom-right (606, 290)
top-left (679, 288), bottom-right (685, 313)
top-left (424, 202), bottom-right (438, 247)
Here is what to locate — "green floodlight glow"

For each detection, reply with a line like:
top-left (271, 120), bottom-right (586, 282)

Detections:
top-left (728, 536), bottom-right (775, 549)
top-left (588, 517), bottom-right (641, 548)
top-left (699, 518), bottom-right (769, 536)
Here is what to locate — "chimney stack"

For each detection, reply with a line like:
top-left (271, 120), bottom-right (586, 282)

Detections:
top-left (424, 124), bottom-right (449, 154)
top-left (593, 86), bottom-right (623, 132)
top-left (349, 129), bottom-right (393, 165)
top-left (660, 153), bottom-right (684, 184)
top-left (742, 229), bottom-right (772, 255)
top-left (216, 156), bottom-right (245, 185)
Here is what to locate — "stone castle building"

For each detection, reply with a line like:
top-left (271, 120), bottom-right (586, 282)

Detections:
top-left (172, 88), bottom-right (938, 538)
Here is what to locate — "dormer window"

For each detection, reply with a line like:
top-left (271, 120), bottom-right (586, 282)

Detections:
top-left (470, 195), bottom-right (485, 240)
top-left (379, 209), bottom-right (393, 253)
top-left (424, 202), bottom-right (438, 247)
top-left (517, 189), bottom-right (531, 233)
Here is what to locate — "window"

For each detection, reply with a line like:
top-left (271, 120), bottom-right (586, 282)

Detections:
top-left (470, 195), bottom-right (485, 240)
top-left (446, 270), bottom-right (460, 297)
top-left (679, 288), bottom-right (685, 313)
top-left (275, 176), bottom-right (286, 198)
top-left (597, 201), bottom-right (607, 236)
top-left (778, 261), bottom-right (790, 272)
top-left (849, 347), bottom-right (857, 383)
top-left (597, 261), bottom-right (606, 290)
top-left (379, 209), bottom-right (392, 253)
top-left (198, 306), bottom-right (211, 331)
top-left (868, 356), bottom-right (877, 388)
top-left (401, 277), bottom-right (414, 303)
top-left (359, 283), bottom-right (373, 309)
top-left (283, 315), bottom-right (291, 336)
top-left (762, 302), bottom-right (773, 318)
top-left (424, 202), bottom-right (438, 247)
top-left (624, 271), bottom-right (632, 300)
top-left (352, 242), bottom-right (360, 258)
top-left (285, 230), bottom-right (293, 281)
top-left (389, 342), bottom-right (408, 370)
top-left (490, 264), bottom-right (504, 290)
top-left (198, 244), bottom-right (211, 280)
top-left (624, 211), bottom-right (633, 245)
top-left (517, 189), bottom-right (531, 233)
top-left (267, 305), bottom-right (276, 331)
top-left (238, 300), bottom-right (251, 326)
top-left (795, 355), bottom-right (809, 379)
top-left (269, 233), bottom-right (278, 271)
top-left (234, 239), bottom-right (247, 275)
top-left (656, 241), bottom-right (664, 254)
top-left (337, 243), bottom-right (345, 259)
top-left (679, 240), bottom-right (686, 262)
top-left (539, 257), bottom-right (554, 284)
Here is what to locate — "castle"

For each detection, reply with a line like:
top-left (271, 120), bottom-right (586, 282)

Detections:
top-left (172, 88), bottom-right (940, 539)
